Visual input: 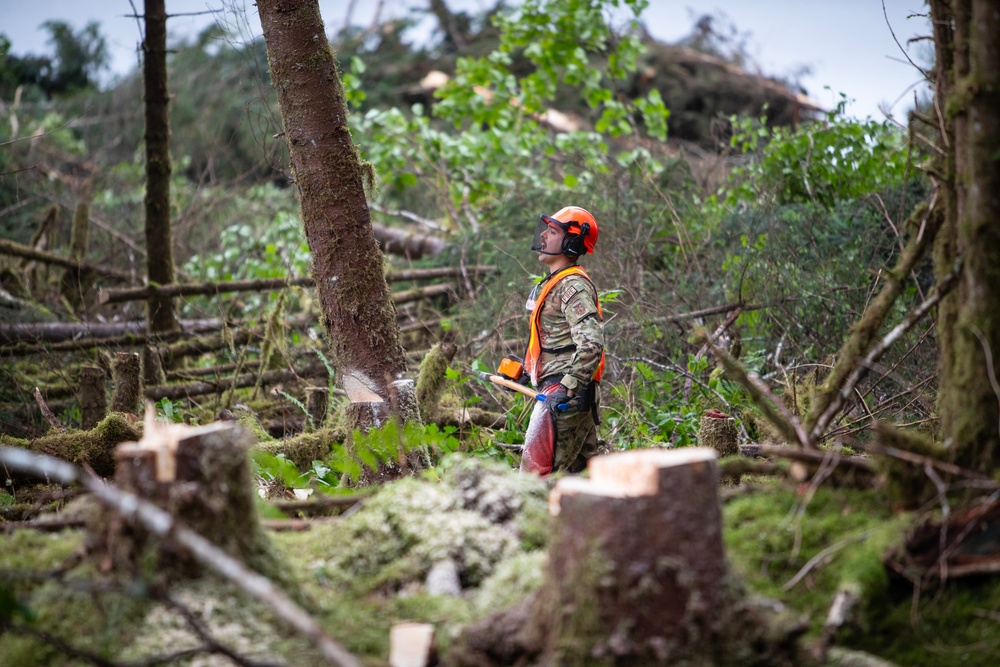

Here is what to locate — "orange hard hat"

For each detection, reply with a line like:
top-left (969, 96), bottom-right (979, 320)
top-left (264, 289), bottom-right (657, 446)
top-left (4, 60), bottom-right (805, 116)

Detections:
top-left (540, 206), bottom-right (599, 256)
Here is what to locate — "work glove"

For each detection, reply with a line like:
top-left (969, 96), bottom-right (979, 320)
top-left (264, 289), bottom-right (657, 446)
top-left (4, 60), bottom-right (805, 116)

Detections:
top-left (545, 384), bottom-right (573, 413)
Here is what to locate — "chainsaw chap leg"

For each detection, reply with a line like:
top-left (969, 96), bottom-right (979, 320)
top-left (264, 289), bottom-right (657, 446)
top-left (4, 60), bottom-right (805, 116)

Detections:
top-left (521, 382), bottom-right (600, 477)
top-left (521, 400), bottom-right (556, 476)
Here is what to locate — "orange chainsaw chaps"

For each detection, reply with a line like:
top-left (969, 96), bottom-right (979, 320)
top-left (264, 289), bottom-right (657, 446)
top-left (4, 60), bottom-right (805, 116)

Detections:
top-left (520, 383), bottom-right (559, 477)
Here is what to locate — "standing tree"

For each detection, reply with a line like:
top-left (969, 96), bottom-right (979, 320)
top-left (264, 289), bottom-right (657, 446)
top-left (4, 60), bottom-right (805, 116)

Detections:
top-left (256, 0), bottom-right (409, 416)
top-left (143, 0), bottom-right (179, 335)
top-left (930, 0), bottom-right (1000, 473)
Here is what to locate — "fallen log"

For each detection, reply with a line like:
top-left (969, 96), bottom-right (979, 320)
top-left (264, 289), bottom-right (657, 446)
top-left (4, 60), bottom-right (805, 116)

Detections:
top-left (0, 238), bottom-right (133, 281)
top-left (145, 365), bottom-right (326, 401)
top-left (272, 493), bottom-right (364, 516)
top-left (0, 318), bottom-right (225, 345)
top-left (372, 223), bottom-right (447, 258)
top-left (97, 266), bottom-right (495, 305)
top-left (0, 413), bottom-right (141, 481)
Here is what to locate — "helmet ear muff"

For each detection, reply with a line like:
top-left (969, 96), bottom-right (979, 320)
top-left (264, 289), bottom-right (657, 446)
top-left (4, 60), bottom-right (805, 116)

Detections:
top-left (562, 222), bottom-right (590, 256)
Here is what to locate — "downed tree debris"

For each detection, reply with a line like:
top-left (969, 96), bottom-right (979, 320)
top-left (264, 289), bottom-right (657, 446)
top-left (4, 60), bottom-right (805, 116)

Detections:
top-left (0, 412), bottom-right (141, 480)
top-left (97, 266), bottom-right (495, 304)
top-left (0, 440), bottom-right (362, 667)
top-left (889, 493), bottom-right (1000, 580)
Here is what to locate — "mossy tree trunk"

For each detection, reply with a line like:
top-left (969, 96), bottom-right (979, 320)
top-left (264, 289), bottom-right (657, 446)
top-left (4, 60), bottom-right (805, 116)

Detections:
top-left (930, 0), bottom-right (1000, 473)
top-left (143, 0), bottom-right (179, 335)
top-left (257, 0), bottom-right (408, 415)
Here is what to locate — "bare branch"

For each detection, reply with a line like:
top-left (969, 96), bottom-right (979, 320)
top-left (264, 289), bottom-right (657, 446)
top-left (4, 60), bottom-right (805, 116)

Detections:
top-left (809, 269), bottom-right (958, 441)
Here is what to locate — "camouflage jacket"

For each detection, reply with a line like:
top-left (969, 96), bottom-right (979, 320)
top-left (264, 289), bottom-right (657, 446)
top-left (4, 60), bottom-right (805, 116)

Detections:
top-left (528, 271), bottom-right (605, 392)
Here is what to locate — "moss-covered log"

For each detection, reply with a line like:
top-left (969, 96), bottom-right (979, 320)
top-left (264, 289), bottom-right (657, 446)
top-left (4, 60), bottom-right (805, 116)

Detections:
top-left (0, 413), bottom-right (141, 482)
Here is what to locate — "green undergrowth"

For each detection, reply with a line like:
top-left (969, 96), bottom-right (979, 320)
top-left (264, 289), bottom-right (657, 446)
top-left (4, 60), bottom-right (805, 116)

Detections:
top-left (724, 484), bottom-right (1000, 666)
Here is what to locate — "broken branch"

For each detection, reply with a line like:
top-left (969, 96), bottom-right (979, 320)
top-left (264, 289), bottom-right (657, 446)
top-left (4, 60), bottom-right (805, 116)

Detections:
top-left (0, 446), bottom-right (362, 667)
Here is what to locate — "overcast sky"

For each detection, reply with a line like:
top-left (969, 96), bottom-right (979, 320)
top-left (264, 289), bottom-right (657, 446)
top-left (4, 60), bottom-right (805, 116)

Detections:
top-left (4, 0), bottom-right (932, 121)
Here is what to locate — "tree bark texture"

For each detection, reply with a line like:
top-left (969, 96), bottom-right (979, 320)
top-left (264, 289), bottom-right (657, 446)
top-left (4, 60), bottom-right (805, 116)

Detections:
top-left (110, 351), bottom-right (143, 415)
top-left (99, 419), bottom-right (279, 578)
top-left (143, 0), bottom-right (179, 334)
top-left (545, 448), bottom-right (727, 662)
top-left (79, 365), bottom-right (107, 430)
top-left (931, 0), bottom-right (1000, 472)
top-left (257, 0), bottom-right (407, 410)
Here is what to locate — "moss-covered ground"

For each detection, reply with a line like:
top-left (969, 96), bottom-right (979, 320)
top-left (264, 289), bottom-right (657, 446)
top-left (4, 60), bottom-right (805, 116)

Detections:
top-left (723, 482), bottom-right (1000, 667)
top-left (3, 459), bottom-right (1000, 666)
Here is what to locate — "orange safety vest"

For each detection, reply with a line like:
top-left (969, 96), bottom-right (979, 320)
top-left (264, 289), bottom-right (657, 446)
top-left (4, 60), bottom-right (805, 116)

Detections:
top-left (524, 265), bottom-right (605, 385)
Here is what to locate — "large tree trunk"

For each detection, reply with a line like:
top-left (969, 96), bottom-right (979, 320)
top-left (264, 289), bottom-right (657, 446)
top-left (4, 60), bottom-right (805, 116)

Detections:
top-left (257, 0), bottom-right (408, 413)
top-left (143, 0), bottom-right (179, 334)
top-left (931, 0), bottom-right (1000, 473)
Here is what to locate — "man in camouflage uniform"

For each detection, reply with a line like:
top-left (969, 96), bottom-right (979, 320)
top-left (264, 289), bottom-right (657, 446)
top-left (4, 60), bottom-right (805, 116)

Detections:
top-left (518, 206), bottom-right (606, 477)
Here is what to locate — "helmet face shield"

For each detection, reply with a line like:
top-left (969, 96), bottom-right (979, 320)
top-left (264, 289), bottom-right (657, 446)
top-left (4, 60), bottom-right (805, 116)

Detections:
top-left (531, 215), bottom-right (566, 255)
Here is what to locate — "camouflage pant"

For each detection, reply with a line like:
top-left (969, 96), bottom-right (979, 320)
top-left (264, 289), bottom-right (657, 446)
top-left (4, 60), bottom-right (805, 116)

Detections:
top-left (520, 382), bottom-right (600, 476)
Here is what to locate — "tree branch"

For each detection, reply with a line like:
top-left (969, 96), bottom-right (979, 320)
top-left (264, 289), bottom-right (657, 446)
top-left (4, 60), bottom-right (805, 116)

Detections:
top-left (0, 446), bottom-right (362, 667)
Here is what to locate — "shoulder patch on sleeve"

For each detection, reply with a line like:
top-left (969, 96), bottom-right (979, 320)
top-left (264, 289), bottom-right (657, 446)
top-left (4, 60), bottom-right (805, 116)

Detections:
top-left (561, 285), bottom-right (580, 304)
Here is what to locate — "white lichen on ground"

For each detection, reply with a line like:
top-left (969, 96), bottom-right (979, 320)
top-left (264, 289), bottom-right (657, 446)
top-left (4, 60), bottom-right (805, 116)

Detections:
top-left (316, 455), bottom-right (550, 593)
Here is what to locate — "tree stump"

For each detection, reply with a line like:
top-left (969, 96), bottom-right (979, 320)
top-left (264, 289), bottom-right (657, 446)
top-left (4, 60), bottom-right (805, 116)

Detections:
top-left (699, 412), bottom-right (738, 457)
top-left (110, 351), bottom-right (142, 415)
top-left (545, 448), bottom-right (727, 663)
top-left (92, 407), bottom-right (278, 579)
top-left (79, 365), bottom-right (106, 430)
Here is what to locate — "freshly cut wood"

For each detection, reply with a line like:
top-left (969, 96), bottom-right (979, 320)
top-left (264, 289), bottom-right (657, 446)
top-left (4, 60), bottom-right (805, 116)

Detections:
top-left (389, 622), bottom-right (437, 667)
top-left (546, 448), bottom-right (727, 661)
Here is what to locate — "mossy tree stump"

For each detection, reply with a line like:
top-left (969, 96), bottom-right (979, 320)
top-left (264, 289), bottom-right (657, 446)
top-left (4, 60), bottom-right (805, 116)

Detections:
top-left (699, 413), bottom-right (738, 457)
top-left (93, 408), bottom-right (278, 578)
top-left (545, 448), bottom-right (727, 663)
top-left (110, 351), bottom-right (142, 415)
